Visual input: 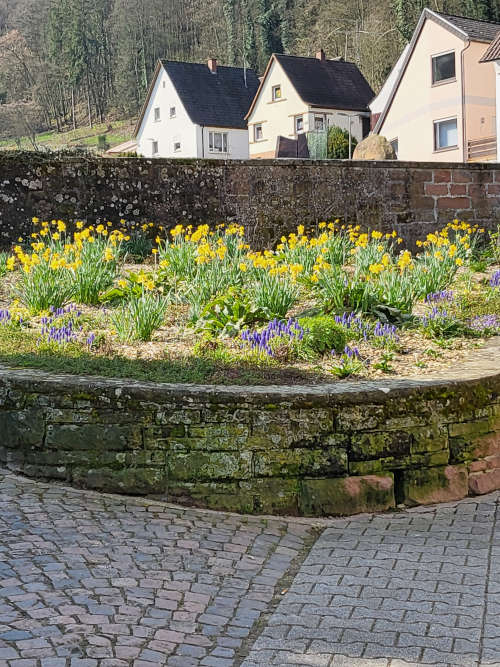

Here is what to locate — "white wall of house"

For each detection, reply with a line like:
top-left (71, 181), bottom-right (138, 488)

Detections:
top-left (136, 67), bottom-right (198, 158)
top-left (377, 19), bottom-right (465, 162)
top-left (195, 126), bottom-right (250, 159)
top-left (247, 58), bottom-right (368, 158)
top-left (136, 66), bottom-right (251, 159)
top-left (248, 58), bottom-right (307, 158)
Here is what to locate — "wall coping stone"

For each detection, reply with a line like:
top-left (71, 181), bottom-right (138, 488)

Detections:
top-left (2, 152), bottom-right (499, 171)
top-left (0, 336), bottom-right (498, 405)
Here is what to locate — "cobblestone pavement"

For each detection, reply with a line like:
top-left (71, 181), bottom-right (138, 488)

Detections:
top-left (0, 470), bottom-right (499, 667)
top-left (242, 492), bottom-right (500, 667)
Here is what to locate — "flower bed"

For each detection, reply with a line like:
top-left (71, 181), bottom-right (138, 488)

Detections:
top-left (0, 218), bottom-right (498, 385)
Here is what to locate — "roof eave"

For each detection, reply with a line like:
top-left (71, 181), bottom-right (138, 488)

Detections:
top-left (133, 60), bottom-right (164, 138)
top-left (244, 54), bottom-right (277, 120)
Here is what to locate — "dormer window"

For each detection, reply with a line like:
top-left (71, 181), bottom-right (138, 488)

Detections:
top-left (432, 51), bottom-right (455, 85)
top-left (154, 107), bottom-right (161, 122)
top-left (272, 85), bottom-right (282, 101)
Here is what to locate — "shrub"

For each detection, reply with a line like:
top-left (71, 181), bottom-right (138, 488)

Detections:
top-left (327, 125), bottom-right (357, 159)
top-left (298, 315), bottom-right (347, 354)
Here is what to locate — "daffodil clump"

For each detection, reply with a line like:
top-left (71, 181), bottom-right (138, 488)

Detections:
top-left (8, 219), bottom-right (127, 311)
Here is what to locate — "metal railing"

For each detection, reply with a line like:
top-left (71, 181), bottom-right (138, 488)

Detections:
top-left (467, 136), bottom-right (497, 162)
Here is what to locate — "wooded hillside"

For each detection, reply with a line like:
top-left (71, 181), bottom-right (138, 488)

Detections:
top-left (0, 0), bottom-right (499, 139)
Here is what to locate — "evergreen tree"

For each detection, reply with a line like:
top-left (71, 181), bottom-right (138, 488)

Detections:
top-left (257, 0), bottom-right (283, 64)
top-left (393, 0), bottom-right (426, 42)
top-left (243, 1), bottom-right (258, 71)
top-left (222, 0), bottom-right (236, 65)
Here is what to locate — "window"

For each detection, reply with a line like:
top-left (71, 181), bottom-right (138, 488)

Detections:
top-left (170, 107), bottom-right (176, 118)
top-left (314, 115), bottom-right (325, 131)
top-left (152, 140), bottom-right (159, 155)
top-left (154, 107), bottom-right (161, 122)
top-left (434, 117), bottom-right (458, 150)
top-left (174, 141), bottom-right (181, 152)
top-left (390, 138), bottom-right (399, 158)
top-left (209, 131), bottom-right (228, 153)
top-left (432, 52), bottom-right (455, 84)
top-left (163, 81), bottom-right (166, 88)
top-left (295, 115), bottom-right (304, 134)
top-left (254, 124), bottom-right (263, 141)
top-left (272, 85), bottom-right (282, 101)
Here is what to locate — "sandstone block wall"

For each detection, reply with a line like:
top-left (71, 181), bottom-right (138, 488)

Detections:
top-left (0, 342), bottom-right (499, 516)
top-left (1, 153), bottom-right (500, 248)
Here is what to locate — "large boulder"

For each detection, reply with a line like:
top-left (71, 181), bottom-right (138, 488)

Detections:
top-left (353, 134), bottom-right (396, 161)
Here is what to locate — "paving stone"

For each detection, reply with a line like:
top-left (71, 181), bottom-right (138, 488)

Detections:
top-left (1, 469), bottom-right (499, 666)
top-left (0, 469), bottom-right (311, 665)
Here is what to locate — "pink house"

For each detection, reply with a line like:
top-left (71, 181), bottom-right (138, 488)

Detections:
top-left (372, 9), bottom-right (499, 162)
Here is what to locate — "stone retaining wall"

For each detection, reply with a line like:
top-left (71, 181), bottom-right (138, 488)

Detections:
top-left (1, 153), bottom-right (500, 248)
top-left (0, 340), bottom-right (499, 516)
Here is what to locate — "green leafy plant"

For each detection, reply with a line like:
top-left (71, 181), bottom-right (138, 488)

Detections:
top-left (195, 288), bottom-right (264, 337)
top-left (72, 236), bottom-right (121, 305)
top-left (250, 272), bottom-right (298, 319)
top-left (17, 262), bottom-right (74, 313)
top-left (298, 315), bottom-right (347, 355)
top-left (373, 351), bottom-right (395, 373)
top-left (329, 345), bottom-right (367, 378)
top-left (120, 232), bottom-right (153, 262)
top-left (111, 291), bottom-right (168, 342)
top-left (0, 252), bottom-right (8, 278)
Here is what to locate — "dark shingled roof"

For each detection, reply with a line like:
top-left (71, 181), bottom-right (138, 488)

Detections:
top-left (480, 31), bottom-right (500, 61)
top-left (160, 60), bottom-right (260, 129)
top-left (274, 54), bottom-right (374, 112)
top-left (437, 12), bottom-right (500, 42)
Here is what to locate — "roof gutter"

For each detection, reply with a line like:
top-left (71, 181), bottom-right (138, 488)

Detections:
top-left (461, 40), bottom-right (471, 162)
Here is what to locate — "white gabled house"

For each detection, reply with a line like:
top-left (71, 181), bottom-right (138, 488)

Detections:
top-left (134, 58), bottom-right (260, 159)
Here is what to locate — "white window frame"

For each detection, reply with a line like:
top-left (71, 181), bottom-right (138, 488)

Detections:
top-left (295, 115), bottom-right (304, 134)
top-left (170, 106), bottom-right (176, 118)
top-left (272, 85), bottom-right (282, 101)
top-left (431, 51), bottom-right (456, 85)
top-left (208, 131), bottom-right (228, 153)
top-left (173, 141), bottom-right (181, 152)
top-left (154, 107), bottom-right (161, 122)
top-left (434, 116), bottom-right (458, 151)
top-left (254, 124), bottom-right (263, 141)
top-left (314, 115), bottom-right (325, 131)
top-left (152, 140), bottom-right (159, 156)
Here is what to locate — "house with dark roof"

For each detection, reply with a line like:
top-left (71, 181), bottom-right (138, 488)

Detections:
top-left (245, 50), bottom-right (374, 159)
top-left (134, 58), bottom-right (260, 159)
top-left (372, 9), bottom-right (499, 162)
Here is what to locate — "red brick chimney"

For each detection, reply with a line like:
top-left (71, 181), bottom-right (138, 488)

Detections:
top-left (316, 49), bottom-right (326, 61)
top-left (208, 58), bottom-right (217, 74)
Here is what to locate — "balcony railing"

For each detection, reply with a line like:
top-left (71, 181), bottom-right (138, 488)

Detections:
top-left (467, 136), bottom-right (497, 162)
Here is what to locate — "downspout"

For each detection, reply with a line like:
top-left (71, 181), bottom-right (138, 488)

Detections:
top-left (201, 126), bottom-right (205, 158)
top-left (461, 40), bottom-right (471, 162)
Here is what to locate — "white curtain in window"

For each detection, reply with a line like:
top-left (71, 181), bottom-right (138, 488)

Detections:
top-left (437, 119), bottom-right (457, 148)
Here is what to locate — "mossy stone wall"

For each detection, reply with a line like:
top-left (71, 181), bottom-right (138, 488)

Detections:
top-left (0, 342), bottom-right (499, 516)
top-left (1, 153), bottom-right (500, 248)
